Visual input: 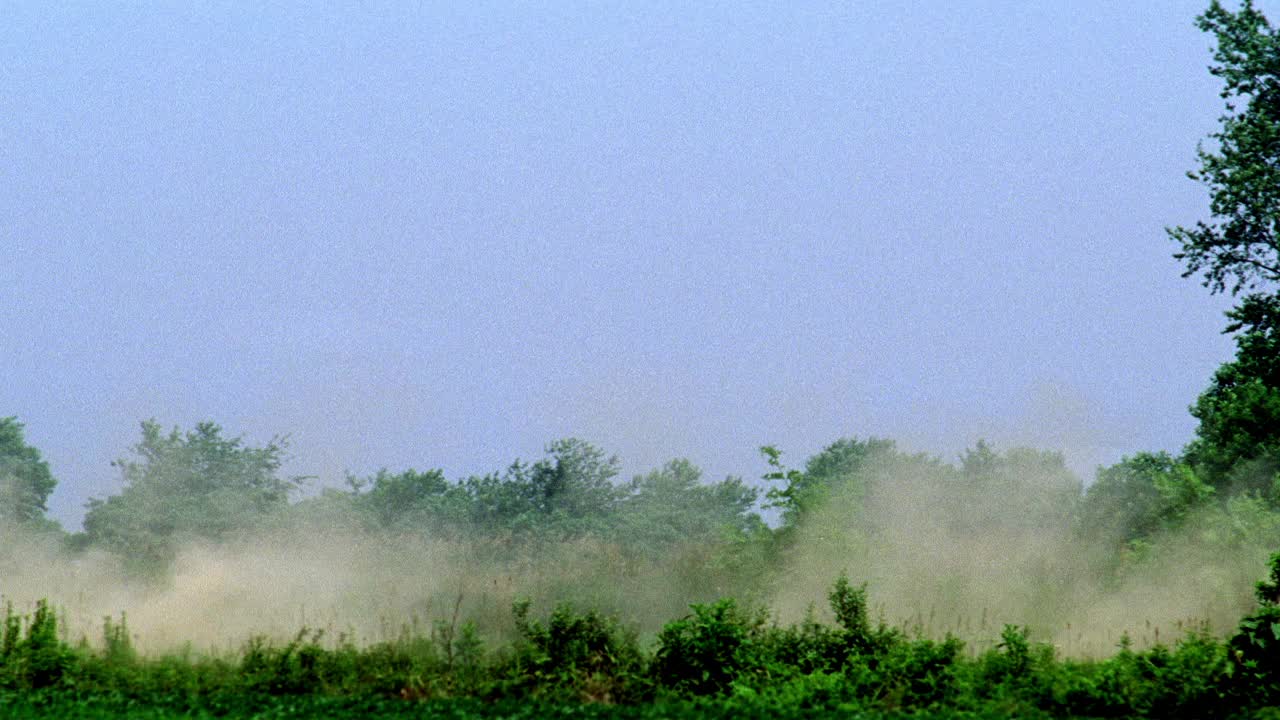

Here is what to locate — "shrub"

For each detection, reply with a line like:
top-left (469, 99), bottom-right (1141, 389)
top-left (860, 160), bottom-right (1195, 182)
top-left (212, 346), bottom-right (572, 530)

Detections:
top-left (503, 600), bottom-right (644, 702)
top-left (0, 600), bottom-right (76, 690)
top-left (239, 629), bottom-right (330, 695)
top-left (652, 598), bottom-right (767, 696)
top-left (1227, 551), bottom-right (1280, 706)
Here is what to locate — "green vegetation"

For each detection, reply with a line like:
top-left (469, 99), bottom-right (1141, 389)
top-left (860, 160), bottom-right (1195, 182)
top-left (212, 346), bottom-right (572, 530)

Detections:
top-left (4, 1), bottom-right (1280, 717)
top-left (2, 567), bottom-right (1280, 718)
top-left (1171, 0), bottom-right (1280, 490)
top-left (0, 418), bottom-right (58, 530)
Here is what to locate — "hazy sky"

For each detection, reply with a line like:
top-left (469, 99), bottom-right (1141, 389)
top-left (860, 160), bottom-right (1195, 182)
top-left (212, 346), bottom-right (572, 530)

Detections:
top-left (3, 1), bottom-right (1256, 529)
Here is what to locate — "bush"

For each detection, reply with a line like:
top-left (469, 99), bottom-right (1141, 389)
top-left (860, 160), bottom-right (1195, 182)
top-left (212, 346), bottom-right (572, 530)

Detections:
top-left (239, 630), bottom-right (330, 695)
top-left (1227, 551), bottom-right (1280, 706)
top-left (0, 600), bottom-right (77, 690)
top-left (652, 598), bottom-right (767, 696)
top-left (503, 600), bottom-right (644, 702)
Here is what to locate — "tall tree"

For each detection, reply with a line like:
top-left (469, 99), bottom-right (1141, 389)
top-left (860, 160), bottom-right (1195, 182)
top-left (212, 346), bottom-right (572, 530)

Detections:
top-left (502, 438), bottom-right (626, 536)
top-left (450, 438), bottom-right (627, 539)
top-left (1172, 2), bottom-right (1280, 484)
top-left (354, 467), bottom-right (471, 535)
top-left (1170, 0), bottom-right (1280, 317)
top-left (0, 417), bottom-right (57, 526)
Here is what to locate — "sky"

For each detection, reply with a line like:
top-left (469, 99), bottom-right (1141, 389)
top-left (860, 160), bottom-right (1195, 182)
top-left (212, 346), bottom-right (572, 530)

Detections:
top-left (1, 1), bottom-right (1259, 529)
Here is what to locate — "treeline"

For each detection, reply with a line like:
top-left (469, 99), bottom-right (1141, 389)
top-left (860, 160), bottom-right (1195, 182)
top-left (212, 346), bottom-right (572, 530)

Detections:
top-left (1, 392), bottom-right (1277, 606)
top-left (1, 287), bottom-right (1280, 642)
top-left (0, 416), bottom-right (1246, 586)
top-left (9, 423), bottom-right (769, 583)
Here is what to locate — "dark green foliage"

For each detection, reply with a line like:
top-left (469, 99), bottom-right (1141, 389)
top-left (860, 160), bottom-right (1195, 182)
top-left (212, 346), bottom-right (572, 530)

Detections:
top-left (357, 468), bottom-right (456, 532)
top-left (1228, 552), bottom-right (1280, 706)
top-left (739, 577), bottom-right (902, 695)
top-left (496, 439), bottom-right (627, 537)
top-left (8, 558), bottom-right (1280, 717)
top-left (240, 631), bottom-right (333, 695)
top-left (750, 611), bottom-right (847, 679)
top-left (323, 446), bottom-right (768, 588)
top-left (1185, 301), bottom-right (1280, 488)
top-left (653, 577), bottom-right (904, 701)
top-left (100, 613), bottom-right (136, 667)
top-left (860, 635), bottom-right (963, 710)
top-left (764, 438), bottom-right (895, 530)
top-left (504, 601), bottom-right (644, 702)
top-left (0, 417), bottom-right (58, 526)
top-left (1169, 0), bottom-right (1280, 301)
top-left (618, 460), bottom-right (762, 556)
top-left (968, 625), bottom-right (1064, 716)
top-left (826, 574), bottom-right (901, 660)
top-left (1081, 453), bottom-right (1214, 544)
top-left (1170, 0), bottom-right (1280, 489)
top-left (1049, 632), bottom-right (1230, 719)
top-left (0, 601), bottom-right (75, 690)
top-left (653, 599), bottom-right (767, 696)
top-left (980, 625), bottom-right (1035, 688)
top-left (1258, 550), bottom-right (1280, 604)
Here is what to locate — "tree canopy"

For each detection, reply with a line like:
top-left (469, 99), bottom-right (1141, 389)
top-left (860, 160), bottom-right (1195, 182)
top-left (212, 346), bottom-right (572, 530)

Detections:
top-left (0, 417), bottom-right (57, 526)
top-left (1170, 1), bottom-right (1280, 484)
top-left (82, 420), bottom-right (298, 572)
top-left (1170, 0), bottom-right (1280, 312)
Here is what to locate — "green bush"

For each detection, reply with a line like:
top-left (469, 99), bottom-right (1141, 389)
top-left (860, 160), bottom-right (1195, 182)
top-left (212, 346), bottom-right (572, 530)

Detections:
top-left (652, 598), bottom-right (767, 696)
top-left (1227, 551), bottom-right (1280, 706)
top-left (869, 635), bottom-right (963, 710)
top-left (0, 600), bottom-right (76, 690)
top-left (502, 600), bottom-right (644, 702)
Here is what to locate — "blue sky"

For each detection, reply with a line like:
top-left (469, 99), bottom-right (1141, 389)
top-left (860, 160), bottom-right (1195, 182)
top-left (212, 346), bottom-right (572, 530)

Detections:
top-left (2, 1), bottom-right (1254, 528)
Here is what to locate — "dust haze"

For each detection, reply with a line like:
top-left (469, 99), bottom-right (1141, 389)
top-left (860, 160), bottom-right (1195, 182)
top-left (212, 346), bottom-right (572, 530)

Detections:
top-left (767, 448), bottom-right (1263, 656)
top-left (1, 438), bottom-right (1269, 660)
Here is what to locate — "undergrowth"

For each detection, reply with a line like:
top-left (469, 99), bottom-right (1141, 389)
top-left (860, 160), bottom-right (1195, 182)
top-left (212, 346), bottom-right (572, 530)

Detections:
top-left (4, 559), bottom-right (1280, 719)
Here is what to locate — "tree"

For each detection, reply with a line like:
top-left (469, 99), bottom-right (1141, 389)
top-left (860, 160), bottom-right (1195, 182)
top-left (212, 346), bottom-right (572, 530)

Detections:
top-left (519, 438), bottom-right (624, 521)
top-left (1078, 452), bottom-right (1213, 545)
top-left (82, 420), bottom-right (299, 572)
top-left (1184, 293), bottom-right (1280, 486)
top-left (617, 459), bottom-right (762, 552)
top-left (459, 438), bottom-right (628, 539)
top-left (1169, 0), bottom-right (1280, 317)
top-left (1171, 2), bottom-right (1280, 484)
top-left (763, 437), bottom-right (896, 530)
top-left (0, 417), bottom-right (57, 526)
top-left (352, 467), bottom-right (473, 535)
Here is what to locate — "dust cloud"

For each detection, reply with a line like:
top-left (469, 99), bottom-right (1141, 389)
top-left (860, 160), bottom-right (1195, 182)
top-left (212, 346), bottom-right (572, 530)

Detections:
top-left (0, 447), bottom-right (1271, 659)
top-left (767, 449), bottom-right (1264, 657)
